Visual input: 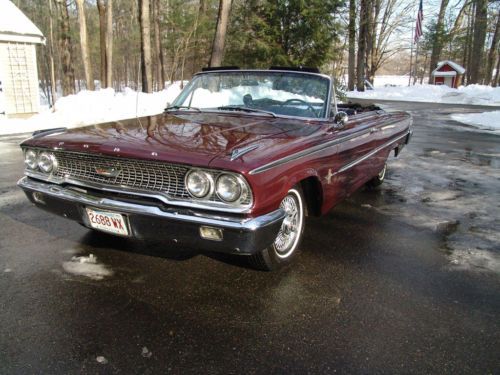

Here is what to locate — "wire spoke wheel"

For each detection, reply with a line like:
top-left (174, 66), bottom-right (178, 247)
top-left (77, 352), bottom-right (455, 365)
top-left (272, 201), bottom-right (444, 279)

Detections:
top-left (273, 189), bottom-right (304, 259)
top-left (249, 187), bottom-right (305, 270)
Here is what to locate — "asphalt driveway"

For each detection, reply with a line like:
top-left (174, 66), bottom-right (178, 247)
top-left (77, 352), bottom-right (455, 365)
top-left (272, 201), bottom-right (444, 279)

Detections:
top-left (0, 104), bottom-right (499, 374)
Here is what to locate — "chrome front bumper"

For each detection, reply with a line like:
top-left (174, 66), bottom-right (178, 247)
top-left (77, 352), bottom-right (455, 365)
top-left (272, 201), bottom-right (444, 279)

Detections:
top-left (18, 177), bottom-right (285, 255)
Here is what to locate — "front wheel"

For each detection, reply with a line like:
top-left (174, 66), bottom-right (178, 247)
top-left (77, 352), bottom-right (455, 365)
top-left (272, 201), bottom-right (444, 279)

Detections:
top-left (249, 187), bottom-right (306, 271)
top-left (366, 162), bottom-right (387, 188)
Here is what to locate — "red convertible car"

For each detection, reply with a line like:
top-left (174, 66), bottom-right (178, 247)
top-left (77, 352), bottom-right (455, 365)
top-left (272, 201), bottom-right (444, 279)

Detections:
top-left (18, 68), bottom-right (412, 270)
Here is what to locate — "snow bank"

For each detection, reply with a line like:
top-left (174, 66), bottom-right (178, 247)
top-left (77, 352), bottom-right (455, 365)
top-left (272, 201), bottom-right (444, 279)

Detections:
top-left (0, 83), bottom-right (183, 136)
top-left (451, 110), bottom-right (500, 134)
top-left (347, 83), bottom-right (500, 106)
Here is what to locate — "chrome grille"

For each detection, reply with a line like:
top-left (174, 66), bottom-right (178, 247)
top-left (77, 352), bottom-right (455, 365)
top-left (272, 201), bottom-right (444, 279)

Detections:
top-left (52, 151), bottom-right (191, 199)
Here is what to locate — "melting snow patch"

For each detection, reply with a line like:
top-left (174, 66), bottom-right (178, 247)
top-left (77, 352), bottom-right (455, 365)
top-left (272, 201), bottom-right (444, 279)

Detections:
top-left (449, 249), bottom-right (500, 273)
top-left (451, 111), bottom-right (500, 135)
top-left (62, 254), bottom-right (113, 280)
top-left (4, 268), bottom-right (12, 273)
top-left (141, 347), bottom-right (152, 358)
top-left (96, 356), bottom-right (108, 364)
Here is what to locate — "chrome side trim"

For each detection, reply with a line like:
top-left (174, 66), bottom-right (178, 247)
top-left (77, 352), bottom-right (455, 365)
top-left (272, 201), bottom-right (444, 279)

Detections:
top-left (335, 132), bottom-right (410, 175)
top-left (18, 176), bottom-right (285, 231)
top-left (249, 128), bottom-right (374, 175)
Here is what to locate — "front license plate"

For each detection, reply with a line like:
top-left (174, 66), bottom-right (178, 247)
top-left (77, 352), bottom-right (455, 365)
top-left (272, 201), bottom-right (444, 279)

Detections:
top-left (85, 208), bottom-right (129, 236)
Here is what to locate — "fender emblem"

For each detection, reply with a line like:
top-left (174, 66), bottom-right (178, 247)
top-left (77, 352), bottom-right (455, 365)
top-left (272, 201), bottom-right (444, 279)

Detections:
top-left (94, 166), bottom-right (121, 178)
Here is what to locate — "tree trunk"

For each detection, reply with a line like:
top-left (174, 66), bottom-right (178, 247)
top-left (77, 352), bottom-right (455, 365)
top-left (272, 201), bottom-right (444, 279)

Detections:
top-left (356, 0), bottom-right (368, 91)
top-left (76, 0), bottom-right (94, 90)
top-left (469, 0), bottom-right (488, 84)
top-left (139, 0), bottom-right (153, 93)
top-left (368, 0), bottom-right (381, 83)
top-left (48, 0), bottom-right (57, 108)
top-left (494, 54), bottom-right (500, 86)
top-left (347, 0), bottom-right (356, 91)
top-left (365, 0), bottom-right (374, 84)
top-left (153, 0), bottom-right (164, 89)
top-left (466, 2), bottom-right (476, 84)
top-left (485, 10), bottom-right (500, 85)
top-left (55, 0), bottom-right (75, 96)
top-left (428, 0), bottom-right (450, 80)
top-left (105, 0), bottom-right (113, 88)
top-left (209, 0), bottom-right (232, 67)
top-left (97, 0), bottom-right (107, 87)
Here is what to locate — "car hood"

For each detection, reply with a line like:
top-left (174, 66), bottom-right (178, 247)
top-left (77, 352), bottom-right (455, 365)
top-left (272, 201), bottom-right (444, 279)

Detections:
top-left (23, 112), bottom-right (325, 170)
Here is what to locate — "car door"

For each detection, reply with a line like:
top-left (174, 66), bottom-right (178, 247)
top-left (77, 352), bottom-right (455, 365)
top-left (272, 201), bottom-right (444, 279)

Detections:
top-left (331, 110), bottom-right (385, 200)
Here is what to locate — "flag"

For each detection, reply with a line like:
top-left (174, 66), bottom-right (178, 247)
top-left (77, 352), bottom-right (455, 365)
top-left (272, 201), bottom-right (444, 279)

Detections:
top-left (414, 0), bottom-right (424, 43)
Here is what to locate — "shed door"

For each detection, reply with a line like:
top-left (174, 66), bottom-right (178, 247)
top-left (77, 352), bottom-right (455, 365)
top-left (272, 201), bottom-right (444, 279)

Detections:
top-left (444, 77), bottom-right (453, 87)
top-left (0, 42), bottom-right (40, 115)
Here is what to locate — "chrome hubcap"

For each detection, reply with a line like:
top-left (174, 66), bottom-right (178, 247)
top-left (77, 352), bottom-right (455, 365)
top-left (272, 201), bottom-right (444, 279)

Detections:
top-left (274, 192), bottom-right (302, 258)
top-left (378, 164), bottom-right (387, 180)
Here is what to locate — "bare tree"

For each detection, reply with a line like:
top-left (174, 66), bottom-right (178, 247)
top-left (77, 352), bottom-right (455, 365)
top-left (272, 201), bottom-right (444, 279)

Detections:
top-left (485, 9), bottom-right (500, 85)
top-left (357, 0), bottom-right (369, 91)
top-left (105, 0), bottom-right (113, 87)
top-left (139, 0), bottom-right (153, 92)
top-left (48, 0), bottom-right (57, 107)
top-left (469, 0), bottom-right (488, 83)
top-left (209, 0), bottom-right (232, 67)
top-left (347, 0), bottom-right (356, 91)
top-left (368, 0), bottom-right (412, 80)
top-left (76, 0), bottom-right (94, 90)
top-left (97, 0), bottom-right (107, 86)
top-left (55, 0), bottom-right (75, 96)
top-left (153, 0), bottom-right (164, 89)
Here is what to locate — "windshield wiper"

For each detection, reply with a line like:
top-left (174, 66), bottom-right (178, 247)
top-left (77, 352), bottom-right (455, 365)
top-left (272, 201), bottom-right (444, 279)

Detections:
top-left (165, 105), bottom-right (201, 112)
top-left (216, 105), bottom-right (276, 118)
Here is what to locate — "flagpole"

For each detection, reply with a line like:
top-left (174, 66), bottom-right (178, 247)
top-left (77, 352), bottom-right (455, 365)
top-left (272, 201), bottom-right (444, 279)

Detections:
top-left (413, 41), bottom-right (420, 85)
top-left (409, 24), bottom-right (414, 86)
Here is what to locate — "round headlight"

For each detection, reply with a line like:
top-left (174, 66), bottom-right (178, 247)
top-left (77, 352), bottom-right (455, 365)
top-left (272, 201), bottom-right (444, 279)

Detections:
top-left (216, 174), bottom-right (242, 202)
top-left (24, 149), bottom-right (38, 169)
top-left (38, 152), bottom-right (55, 173)
top-left (185, 170), bottom-right (212, 198)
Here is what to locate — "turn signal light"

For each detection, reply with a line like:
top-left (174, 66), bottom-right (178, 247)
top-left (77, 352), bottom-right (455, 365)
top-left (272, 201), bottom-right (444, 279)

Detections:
top-left (199, 226), bottom-right (223, 241)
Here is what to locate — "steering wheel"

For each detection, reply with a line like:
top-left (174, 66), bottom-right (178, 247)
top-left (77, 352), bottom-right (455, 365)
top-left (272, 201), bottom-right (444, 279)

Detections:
top-left (280, 99), bottom-right (317, 117)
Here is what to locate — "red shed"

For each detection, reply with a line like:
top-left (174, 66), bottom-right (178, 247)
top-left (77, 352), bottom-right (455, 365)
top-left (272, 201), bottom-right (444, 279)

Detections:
top-left (431, 61), bottom-right (466, 88)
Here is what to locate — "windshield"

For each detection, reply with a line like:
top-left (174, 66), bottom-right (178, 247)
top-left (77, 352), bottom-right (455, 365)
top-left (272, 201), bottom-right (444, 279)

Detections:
top-left (170, 71), bottom-right (330, 119)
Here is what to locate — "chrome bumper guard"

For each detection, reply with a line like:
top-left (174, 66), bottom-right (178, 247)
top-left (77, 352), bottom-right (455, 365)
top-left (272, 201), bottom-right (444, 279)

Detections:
top-left (18, 177), bottom-right (285, 255)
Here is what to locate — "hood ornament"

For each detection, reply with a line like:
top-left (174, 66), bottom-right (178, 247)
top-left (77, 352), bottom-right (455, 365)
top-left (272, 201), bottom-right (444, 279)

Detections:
top-left (230, 145), bottom-right (259, 161)
top-left (94, 166), bottom-right (122, 178)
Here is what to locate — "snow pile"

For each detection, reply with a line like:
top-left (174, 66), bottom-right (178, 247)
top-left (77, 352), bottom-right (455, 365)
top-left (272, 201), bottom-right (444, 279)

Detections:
top-left (62, 254), bottom-right (113, 280)
top-left (451, 111), bottom-right (500, 134)
top-left (0, 83), bottom-right (183, 136)
top-left (347, 83), bottom-right (500, 106)
top-left (372, 75), bottom-right (427, 88)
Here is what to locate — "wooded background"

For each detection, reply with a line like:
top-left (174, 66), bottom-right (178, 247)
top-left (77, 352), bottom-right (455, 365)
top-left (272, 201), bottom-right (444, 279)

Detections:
top-left (14, 0), bottom-right (500, 104)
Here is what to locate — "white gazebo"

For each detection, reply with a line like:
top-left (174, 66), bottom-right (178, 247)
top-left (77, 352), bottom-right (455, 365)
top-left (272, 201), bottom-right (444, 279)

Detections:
top-left (0, 0), bottom-right (45, 118)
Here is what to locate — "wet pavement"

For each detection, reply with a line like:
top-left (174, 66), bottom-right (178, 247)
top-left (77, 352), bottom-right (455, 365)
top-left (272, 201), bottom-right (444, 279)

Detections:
top-left (1, 104), bottom-right (499, 374)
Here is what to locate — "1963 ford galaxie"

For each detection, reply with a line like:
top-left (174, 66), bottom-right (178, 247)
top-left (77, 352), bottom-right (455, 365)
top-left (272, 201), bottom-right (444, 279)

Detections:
top-left (18, 67), bottom-right (412, 270)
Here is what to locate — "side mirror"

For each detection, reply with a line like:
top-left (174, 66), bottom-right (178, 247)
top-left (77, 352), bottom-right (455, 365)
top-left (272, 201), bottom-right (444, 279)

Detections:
top-left (334, 111), bottom-right (349, 128)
